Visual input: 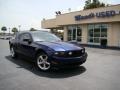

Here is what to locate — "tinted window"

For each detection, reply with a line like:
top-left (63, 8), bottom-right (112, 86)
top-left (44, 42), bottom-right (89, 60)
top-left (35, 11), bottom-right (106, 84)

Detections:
top-left (19, 33), bottom-right (31, 42)
top-left (88, 24), bottom-right (107, 44)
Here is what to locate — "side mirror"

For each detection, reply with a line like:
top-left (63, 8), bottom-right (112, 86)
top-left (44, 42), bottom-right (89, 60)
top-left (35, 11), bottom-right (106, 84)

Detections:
top-left (23, 39), bottom-right (32, 44)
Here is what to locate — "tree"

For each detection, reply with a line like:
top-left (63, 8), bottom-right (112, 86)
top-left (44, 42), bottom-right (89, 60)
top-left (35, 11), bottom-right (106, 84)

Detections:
top-left (1, 26), bottom-right (7, 34)
top-left (30, 28), bottom-right (37, 31)
top-left (84, 0), bottom-right (106, 10)
top-left (12, 27), bottom-right (18, 34)
top-left (84, 0), bottom-right (92, 9)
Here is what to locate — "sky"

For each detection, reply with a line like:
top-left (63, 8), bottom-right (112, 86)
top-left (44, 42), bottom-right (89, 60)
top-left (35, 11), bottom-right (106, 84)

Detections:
top-left (0, 0), bottom-right (120, 32)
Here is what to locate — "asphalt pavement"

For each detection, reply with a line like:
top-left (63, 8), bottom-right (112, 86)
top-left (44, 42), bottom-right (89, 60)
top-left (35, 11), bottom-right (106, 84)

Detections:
top-left (0, 39), bottom-right (120, 90)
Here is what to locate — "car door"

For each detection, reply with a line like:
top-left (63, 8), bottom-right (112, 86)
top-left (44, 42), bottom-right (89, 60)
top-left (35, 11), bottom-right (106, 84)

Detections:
top-left (19, 33), bottom-right (35, 57)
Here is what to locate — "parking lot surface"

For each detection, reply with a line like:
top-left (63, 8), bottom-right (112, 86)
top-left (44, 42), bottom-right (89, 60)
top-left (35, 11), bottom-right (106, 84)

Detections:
top-left (0, 39), bottom-right (120, 90)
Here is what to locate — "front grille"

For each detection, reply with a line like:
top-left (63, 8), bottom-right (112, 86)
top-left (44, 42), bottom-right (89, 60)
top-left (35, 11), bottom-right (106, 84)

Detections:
top-left (63, 50), bottom-right (84, 58)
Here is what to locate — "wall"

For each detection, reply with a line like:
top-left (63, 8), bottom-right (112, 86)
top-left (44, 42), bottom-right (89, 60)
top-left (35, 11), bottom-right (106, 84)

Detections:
top-left (41, 5), bottom-right (120, 29)
top-left (56, 5), bottom-right (120, 26)
top-left (41, 19), bottom-right (59, 29)
top-left (108, 22), bottom-right (120, 47)
top-left (80, 24), bottom-right (88, 44)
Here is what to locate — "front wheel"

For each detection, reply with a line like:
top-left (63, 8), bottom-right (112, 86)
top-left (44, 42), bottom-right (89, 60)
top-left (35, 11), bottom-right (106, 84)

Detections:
top-left (36, 52), bottom-right (51, 71)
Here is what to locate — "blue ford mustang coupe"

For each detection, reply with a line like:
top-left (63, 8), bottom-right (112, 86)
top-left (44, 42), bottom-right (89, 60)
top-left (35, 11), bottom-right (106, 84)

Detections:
top-left (9, 31), bottom-right (87, 71)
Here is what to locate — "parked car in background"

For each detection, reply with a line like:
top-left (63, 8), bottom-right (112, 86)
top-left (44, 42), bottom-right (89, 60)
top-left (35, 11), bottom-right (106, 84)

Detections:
top-left (9, 30), bottom-right (87, 71)
top-left (0, 35), bottom-right (13, 40)
top-left (0, 36), bottom-right (4, 39)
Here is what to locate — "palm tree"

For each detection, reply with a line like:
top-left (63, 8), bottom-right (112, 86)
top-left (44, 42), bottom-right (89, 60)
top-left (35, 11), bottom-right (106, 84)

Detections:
top-left (12, 27), bottom-right (18, 34)
top-left (84, 0), bottom-right (92, 9)
top-left (1, 26), bottom-right (7, 35)
top-left (84, 0), bottom-right (106, 10)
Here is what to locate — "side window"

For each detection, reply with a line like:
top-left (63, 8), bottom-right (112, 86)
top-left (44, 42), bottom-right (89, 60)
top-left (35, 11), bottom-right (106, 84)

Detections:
top-left (19, 33), bottom-right (31, 42)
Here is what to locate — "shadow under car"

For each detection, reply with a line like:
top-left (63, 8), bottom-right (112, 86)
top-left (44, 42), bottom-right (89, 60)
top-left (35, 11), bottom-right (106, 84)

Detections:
top-left (5, 55), bottom-right (86, 78)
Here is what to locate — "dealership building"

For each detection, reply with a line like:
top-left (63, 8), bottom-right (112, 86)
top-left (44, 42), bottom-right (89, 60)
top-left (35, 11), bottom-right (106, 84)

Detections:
top-left (41, 4), bottom-right (120, 48)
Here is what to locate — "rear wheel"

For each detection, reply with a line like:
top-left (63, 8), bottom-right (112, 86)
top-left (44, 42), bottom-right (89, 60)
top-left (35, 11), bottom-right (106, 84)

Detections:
top-left (36, 52), bottom-right (51, 71)
top-left (10, 46), bottom-right (17, 58)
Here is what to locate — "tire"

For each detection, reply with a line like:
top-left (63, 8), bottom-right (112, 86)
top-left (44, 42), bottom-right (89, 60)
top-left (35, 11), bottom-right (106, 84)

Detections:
top-left (10, 46), bottom-right (17, 58)
top-left (36, 52), bottom-right (51, 71)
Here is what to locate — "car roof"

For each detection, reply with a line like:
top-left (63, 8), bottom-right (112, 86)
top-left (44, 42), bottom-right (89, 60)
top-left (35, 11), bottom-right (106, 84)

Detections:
top-left (15, 30), bottom-right (49, 39)
top-left (17, 30), bottom-right (49, 35)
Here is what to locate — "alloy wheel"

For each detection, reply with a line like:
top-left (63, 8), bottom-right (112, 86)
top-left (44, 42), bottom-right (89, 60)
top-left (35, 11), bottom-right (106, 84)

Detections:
top-left (37, 54), bottom-right (50, 71)
top-left (10, 47), bottom-right (15, 57)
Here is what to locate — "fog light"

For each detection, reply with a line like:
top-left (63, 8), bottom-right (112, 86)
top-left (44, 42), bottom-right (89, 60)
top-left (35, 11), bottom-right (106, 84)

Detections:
top-left (68, 52), bottom-right (72, 55)
top-left (54, 52), bottom-right (59, 55)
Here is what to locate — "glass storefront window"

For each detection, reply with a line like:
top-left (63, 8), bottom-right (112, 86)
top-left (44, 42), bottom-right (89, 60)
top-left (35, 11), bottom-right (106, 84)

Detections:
top-left (94, 28), bottom-right (100, 37)
top-left (89, 29), bottom-right (93, 37)
top-left (88, 38), bottom-right (94, 43)
top-left (101, 24), bottom-right (107, 28)
top-left (88, 25), bottom-right (94, 29)
top-left (101, 24), bottom-right (107, 37)
top-left (94, 38), bottom-right (100, 43)
top-left (68, 29), bottom-right (72, 41)
top-left (101, 28), bottom-right (107, 37)
top-left (88, 24), bottom-right (107, 44)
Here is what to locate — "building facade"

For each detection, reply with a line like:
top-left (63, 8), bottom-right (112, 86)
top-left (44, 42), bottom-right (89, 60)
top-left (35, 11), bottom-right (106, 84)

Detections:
top-left (41, 5), bottom-right (120, 47)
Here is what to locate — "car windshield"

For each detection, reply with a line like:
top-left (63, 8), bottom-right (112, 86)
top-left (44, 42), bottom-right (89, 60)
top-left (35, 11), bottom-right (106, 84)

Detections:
top-left (31, 31), bottom-right (61, 42)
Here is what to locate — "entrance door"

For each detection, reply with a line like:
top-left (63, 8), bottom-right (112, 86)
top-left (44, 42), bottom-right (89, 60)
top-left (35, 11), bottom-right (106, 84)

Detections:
top-left (72, 27), bottom-right (77, 40)
top-left (68, 26), bottom-right (76, 41)
top-left (68, 26), bottom-right (82, 42)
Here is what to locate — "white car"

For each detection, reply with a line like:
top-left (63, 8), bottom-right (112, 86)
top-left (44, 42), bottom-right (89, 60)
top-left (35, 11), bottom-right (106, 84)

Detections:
top-left (0, 36), bottom-right (13, 40)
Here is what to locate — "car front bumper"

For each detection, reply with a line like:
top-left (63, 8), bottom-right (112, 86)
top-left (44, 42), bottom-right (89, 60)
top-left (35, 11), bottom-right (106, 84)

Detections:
top-left (51, 52), bottom-right (88, 68)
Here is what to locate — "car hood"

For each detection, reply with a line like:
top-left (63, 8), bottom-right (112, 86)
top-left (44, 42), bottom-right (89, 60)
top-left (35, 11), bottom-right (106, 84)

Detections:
top-left (36, 41), bottom-right (82, 51)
